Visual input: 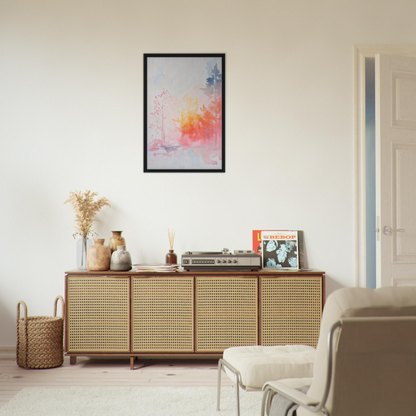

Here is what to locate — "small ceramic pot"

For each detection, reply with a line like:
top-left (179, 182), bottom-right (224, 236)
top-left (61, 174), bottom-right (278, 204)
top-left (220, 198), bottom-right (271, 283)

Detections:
top-left (110, 245), bottom-right (132, 271)
top-left (86, 239), bottom-right (111, 271)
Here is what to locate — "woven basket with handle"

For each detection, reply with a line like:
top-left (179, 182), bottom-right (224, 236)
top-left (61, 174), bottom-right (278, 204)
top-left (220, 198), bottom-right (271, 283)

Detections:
top-left (16, 295), bottom-right (65, 369)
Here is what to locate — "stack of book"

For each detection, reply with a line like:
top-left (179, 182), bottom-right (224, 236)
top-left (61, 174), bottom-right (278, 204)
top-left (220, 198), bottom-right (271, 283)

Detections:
top-left (131, 264), bottom-right (178, 272)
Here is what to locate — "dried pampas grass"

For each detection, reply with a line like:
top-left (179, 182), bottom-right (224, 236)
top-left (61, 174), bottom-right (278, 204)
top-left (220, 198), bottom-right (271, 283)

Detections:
top-left (64, 190), bottom-right (111, 238)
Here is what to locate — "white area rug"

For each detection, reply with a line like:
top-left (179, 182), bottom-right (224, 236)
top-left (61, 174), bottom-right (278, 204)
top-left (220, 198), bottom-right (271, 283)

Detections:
top-left (0, 386), bottom-right (263, 416)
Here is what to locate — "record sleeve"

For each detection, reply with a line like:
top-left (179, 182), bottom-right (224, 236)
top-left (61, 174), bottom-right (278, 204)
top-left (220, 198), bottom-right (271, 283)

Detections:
top-left (255, 230), bottom-right (304, 269)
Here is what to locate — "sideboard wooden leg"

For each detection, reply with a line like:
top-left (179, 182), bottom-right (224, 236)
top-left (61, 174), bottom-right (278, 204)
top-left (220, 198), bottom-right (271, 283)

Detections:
top-left (130, 356), bottom-right (135, 370)
top-left (70, 356), bottom-right (77, 365)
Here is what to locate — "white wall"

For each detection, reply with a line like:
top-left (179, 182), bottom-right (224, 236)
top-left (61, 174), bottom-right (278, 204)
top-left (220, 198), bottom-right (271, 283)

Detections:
top-left (1, 0), bottom-right (416, 346)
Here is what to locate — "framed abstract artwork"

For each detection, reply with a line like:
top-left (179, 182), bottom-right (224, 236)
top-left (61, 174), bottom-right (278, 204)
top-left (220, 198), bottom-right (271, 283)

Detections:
top-left (144, 53), bottom-right (225, 172)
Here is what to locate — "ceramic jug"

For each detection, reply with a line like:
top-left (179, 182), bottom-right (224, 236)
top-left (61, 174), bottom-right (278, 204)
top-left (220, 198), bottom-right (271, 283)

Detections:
top-left (110, 245), bottom-right (132, 271)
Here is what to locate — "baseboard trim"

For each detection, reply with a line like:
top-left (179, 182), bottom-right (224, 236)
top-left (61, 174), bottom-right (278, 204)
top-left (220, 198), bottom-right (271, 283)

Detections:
top-left (0, 346), bottom-right (15, 359)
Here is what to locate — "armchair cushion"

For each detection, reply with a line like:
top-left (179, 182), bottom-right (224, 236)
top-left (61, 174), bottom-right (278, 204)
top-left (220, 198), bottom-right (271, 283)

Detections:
top-left (223, 345), bottom-right (315, 389)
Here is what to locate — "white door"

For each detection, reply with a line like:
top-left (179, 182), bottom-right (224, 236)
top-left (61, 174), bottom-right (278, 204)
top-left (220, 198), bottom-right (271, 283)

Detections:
top-left (376, 54), bottom-right (416, 287)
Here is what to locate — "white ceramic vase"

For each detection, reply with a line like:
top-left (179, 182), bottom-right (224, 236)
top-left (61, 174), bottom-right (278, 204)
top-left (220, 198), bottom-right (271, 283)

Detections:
top-left (110, 245), bottom-right (132, 271)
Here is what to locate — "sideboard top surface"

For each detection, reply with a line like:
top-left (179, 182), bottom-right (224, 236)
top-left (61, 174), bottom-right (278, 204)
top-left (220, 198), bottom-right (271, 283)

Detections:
top-left (65, 269), bottom-right (325, 276)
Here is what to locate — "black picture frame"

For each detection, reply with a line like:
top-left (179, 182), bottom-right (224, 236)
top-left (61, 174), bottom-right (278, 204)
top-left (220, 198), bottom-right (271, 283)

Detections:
top-left (144, 53), bottom-right (225, 172)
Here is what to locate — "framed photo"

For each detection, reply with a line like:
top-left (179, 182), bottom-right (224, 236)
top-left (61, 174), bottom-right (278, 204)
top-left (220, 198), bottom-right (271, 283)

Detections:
top-left (144, 53), bottom-right (225, 172)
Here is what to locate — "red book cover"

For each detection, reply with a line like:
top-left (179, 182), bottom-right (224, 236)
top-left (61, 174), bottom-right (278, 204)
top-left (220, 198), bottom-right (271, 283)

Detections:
top-left (252, 230), bottom-right (264, 256)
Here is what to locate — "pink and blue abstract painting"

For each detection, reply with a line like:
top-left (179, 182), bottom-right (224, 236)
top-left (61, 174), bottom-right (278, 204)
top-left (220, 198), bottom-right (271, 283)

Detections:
top-left (144, 54), bottom-right (225, 172)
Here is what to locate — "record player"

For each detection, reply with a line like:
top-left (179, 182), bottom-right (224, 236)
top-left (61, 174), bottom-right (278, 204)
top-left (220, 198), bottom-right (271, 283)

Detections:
top-left (181, 248), bottom-right (261, 271)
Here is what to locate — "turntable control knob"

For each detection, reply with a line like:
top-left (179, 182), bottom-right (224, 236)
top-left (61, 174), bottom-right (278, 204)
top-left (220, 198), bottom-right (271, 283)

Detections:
top-left (222, 248), bottom-right (229, 254)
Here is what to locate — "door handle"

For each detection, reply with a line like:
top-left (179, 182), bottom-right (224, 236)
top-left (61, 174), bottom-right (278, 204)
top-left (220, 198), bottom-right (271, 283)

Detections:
top-left (383, 226), bottom-right (405, 235)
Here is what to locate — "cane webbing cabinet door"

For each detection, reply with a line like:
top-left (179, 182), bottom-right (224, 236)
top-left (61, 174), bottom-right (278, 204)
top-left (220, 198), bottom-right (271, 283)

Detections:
top-left (195, 276), bottom-right (258, 352)
top-left (131, 276), bottom-right (194, 352)
top-left (66, 276), bottom-right (130, 352)
top-left (260, 275), bottom-right (322, 347)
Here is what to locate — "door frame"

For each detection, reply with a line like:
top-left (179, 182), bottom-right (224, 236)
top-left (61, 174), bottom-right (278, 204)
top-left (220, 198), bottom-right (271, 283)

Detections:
top-left (353, 45), bottom-right (416, 288)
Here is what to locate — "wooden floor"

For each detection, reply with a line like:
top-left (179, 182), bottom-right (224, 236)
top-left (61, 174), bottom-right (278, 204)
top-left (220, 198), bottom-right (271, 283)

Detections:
top-left (0, 354), bottom-right (234, 408)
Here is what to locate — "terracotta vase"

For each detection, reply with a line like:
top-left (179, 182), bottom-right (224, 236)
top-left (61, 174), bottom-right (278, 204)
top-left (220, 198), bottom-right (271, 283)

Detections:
top-left (86, 239), bottom-right (111, 271)
top-left (110, 246), bottom-right (132, 271)
top-left (165, 249), bottom-right (178, 265)
top-left (108, 231), bottom-right (126, 254)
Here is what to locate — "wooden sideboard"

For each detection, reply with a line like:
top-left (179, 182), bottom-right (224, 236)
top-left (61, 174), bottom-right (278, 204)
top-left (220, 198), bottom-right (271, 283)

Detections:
top-left (65, 270), bottom-right (325, 369)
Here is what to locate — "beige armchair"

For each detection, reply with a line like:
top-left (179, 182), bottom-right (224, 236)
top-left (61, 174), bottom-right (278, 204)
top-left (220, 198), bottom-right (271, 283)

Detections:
top-left (261, 286), bottom-right (416, 416)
